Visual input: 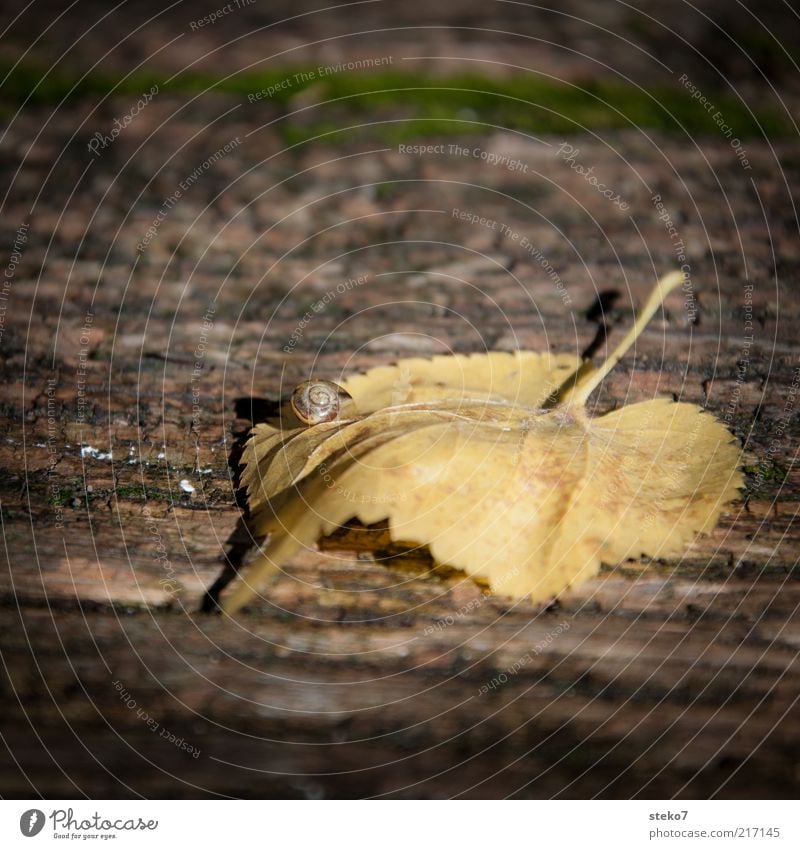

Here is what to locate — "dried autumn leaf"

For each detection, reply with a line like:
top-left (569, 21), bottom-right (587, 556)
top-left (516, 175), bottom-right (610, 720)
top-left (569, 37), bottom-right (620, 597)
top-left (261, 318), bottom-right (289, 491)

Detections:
top-left (223, 271), bottom-right (742, 614)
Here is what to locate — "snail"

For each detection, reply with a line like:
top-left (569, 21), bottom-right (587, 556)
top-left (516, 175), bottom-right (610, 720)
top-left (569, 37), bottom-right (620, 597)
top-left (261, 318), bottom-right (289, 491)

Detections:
top-left (290, 380), bottom-right (356, 425)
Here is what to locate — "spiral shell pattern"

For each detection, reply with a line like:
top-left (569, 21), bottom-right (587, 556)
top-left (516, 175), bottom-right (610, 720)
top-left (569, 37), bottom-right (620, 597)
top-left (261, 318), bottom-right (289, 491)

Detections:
top-left (290, 380), bottom-right (353, 425)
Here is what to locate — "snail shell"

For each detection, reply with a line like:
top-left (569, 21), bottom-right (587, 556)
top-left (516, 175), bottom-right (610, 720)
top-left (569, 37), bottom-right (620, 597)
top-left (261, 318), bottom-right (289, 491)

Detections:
top-left (290, 380), bottom-right (355, 425)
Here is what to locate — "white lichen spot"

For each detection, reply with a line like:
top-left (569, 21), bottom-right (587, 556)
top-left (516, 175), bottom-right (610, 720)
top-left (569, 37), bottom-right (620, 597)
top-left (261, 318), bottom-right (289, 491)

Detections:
top-left (80, 445), bottom-right (113, 460)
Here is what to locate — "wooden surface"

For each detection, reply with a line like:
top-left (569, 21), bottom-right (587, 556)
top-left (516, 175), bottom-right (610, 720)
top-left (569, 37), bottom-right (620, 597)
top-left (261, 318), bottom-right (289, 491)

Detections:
top-left (1, 0), bottom-right (799, 799)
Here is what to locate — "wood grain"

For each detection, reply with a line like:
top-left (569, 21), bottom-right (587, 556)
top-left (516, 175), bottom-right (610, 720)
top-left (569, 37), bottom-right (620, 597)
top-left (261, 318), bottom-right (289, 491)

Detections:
top-left (1, 2), bottom-right (799, 799)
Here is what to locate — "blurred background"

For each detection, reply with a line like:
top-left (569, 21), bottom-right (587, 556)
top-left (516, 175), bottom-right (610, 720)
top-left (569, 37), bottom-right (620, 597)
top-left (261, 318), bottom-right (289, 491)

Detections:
top-left (0, 0), bottom-right (798, 799)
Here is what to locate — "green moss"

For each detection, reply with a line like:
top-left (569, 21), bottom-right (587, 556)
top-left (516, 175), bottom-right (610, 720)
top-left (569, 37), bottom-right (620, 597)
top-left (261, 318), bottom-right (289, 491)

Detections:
top-left (48, 482), bottom-right (177, 505)
top-left (1, 62), bottom-right (793, 141)
top-left (742, 460), bottom-right (791, 500)
top-left (743, 461), bottom-right (789, 483)
top-left (263, 71), bottom-right (794, 142)
top-left (113, 484), bottom-right (175, 502)
top-left (373, 181), bottom-right (399, 201)
top-left (48, 486), bottom-right (75, 507)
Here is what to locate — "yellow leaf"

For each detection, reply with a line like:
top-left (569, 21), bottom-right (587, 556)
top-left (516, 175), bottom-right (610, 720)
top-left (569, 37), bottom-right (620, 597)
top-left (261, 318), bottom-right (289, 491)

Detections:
top-left (223, 271), bottom-right (742, 614)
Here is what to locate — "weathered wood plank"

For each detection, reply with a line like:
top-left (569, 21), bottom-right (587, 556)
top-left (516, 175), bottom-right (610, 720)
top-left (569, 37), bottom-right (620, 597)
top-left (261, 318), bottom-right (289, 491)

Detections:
top-left (1, 2), bottom-right (799, 796)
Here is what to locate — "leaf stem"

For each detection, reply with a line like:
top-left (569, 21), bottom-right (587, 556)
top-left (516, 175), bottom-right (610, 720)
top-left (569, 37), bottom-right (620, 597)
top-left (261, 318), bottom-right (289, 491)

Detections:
top-left (558, 270), bottom-right (686, 407)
